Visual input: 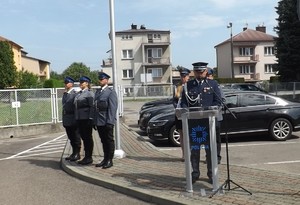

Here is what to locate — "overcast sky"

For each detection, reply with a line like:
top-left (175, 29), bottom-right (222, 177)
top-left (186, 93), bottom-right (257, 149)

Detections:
top-left (0, 0), bottom-right (279, 73)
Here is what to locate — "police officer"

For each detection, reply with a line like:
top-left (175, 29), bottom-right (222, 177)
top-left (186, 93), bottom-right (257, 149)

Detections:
top-left (173, 67), bottom-right (190, 161)
top-left (94, 72), bottom-right (118, 169)
top-left (63, 76), bottom-right (81, 161)
top-left (180, 62), bottom-right (222, 184)
top-left (74, 76), bottom-right (95, 165)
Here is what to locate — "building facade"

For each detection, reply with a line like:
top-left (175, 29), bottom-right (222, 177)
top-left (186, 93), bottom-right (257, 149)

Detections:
top-left (215, 26), bottom-right (277, 81)
top-left (0, 35), bottom-right (50, 80)
top-left (101, 24), bottom-right (172, 96)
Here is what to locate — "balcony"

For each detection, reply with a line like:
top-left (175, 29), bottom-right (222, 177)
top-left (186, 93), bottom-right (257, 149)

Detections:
top-left (144, 57), bottom-right (170, 65)
top-left (234, 55), bottom-right (259, 64)
top-left (102, 58), bottom-right (112, 67)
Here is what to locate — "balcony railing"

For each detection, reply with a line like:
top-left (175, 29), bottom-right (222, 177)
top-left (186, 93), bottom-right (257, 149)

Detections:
top-left (234, 55), bottom-right (259, 63)
top-left (145, 57), bottom-right (170, 65)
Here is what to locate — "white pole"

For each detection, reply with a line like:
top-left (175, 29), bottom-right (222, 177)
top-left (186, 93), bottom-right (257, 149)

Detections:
top-left (109, 0), bottom-right (125, 158)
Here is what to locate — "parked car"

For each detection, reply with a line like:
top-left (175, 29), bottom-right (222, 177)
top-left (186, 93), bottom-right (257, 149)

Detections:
top-left (138, 103), bottom-right (174, 131)
top-left (147, 91), bottom-right (300, 146)
top-left (139, 97), bottom-right (173, 111)
top-left (221, 83), bottom-right (266, 92)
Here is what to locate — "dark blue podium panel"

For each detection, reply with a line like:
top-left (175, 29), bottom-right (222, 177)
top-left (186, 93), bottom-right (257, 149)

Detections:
top-left (188, 118), bottom-right (210, 151)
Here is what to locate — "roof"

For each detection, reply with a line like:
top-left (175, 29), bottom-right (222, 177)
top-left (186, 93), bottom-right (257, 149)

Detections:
top-left (116, 28), bottom-right (170, 35)
top-left (215, 28), bottom-right (277, 47)
top-left (0, 35), bottom-right (23, 49)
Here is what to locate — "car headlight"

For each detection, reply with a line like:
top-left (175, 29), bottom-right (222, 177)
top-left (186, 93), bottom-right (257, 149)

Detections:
top-left (150, 120), bottom-right (168, 126)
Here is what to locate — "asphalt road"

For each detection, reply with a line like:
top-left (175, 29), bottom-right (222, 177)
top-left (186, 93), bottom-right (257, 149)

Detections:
top-left (123, 100), bottom-right (300, 176)
top-left (0, 133), bottom-right (153, 205)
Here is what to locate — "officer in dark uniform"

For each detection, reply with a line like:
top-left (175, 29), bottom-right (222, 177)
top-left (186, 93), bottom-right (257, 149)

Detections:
top-left (63, 76), bottom-right (81, 161)
top-left (74, 76), bottom-right (95, 165)
top-left (180, 62), bottom-right (222, 184)
top-left (94, 72), bottom-right (118, 169)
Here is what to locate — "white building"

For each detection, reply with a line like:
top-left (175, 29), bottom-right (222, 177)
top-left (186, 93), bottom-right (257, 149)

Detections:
top-left (101, 24), bottom-right (172, 95)
top-left (215, 26), bottom-right (277, 81)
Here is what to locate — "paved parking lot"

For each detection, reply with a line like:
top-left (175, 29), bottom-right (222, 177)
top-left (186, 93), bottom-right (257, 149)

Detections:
top-left (123, 100), bottom-right (300, 176)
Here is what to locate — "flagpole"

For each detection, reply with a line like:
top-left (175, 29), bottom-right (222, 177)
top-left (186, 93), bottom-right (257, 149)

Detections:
top-left (109, 0), bottom-right (125, 158)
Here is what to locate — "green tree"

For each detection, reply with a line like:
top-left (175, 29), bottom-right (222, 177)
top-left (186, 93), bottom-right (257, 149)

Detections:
top-left (274, 0), bottom-right (300, 81)
top-left (61, 62), bottom-right (92, 82)
top-left (17, 70), bottom-right (40, 88)
top-left (50, 71), bottom-right (62, 80)
top-left (0, 41), bottom-right (17, 88)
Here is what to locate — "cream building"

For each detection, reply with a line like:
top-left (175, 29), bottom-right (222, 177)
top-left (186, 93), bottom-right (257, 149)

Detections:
top-left (0, 35), bottom-right (50, 80)
top-left (101, 24), bottom-right (172, 95)
top-left (215, 26), bottom-right (277, 81)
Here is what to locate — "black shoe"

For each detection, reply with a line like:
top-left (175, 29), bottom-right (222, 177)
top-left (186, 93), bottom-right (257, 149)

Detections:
top-left (77, 157), bottom-right (93, 165)
top-left (102, 160), bottom-right (113, 169)
top-left (95, 159), bottom-right (107, 167)
top-left (69, 153), bottom-right (80, 161)
top-left (208, 177), bottom-right (213, 184)
top-left (65, 155), bottom-right (72, 160)
top-left (192, 176), bottom-right (199, 184)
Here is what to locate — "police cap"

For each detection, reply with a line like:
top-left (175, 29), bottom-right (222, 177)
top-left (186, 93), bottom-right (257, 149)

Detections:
top-left (64, 76), bottom-right (75, 84)
top-left (98, 72), bottom-right (111, 80)
top-left (192, 62), bottom-right (208, 71)
top-left (207, 67), bottom-right (214, 75)
top-left (178, 67), bottom-right (191, 77)
top-left (79, 76), bottom-right (91, 83)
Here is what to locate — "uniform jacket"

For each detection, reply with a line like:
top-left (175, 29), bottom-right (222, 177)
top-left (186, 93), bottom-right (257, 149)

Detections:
top-left (74, 89), bottom-right (95, 120)
top-left (180, 78), bottom-right (223, 121)
top-left (93, 86), bottom-right (118, 126)
top-left (62, 88), bottom-right (77, 126)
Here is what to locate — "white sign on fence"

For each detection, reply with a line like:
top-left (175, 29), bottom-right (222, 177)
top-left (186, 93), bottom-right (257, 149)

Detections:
top-left (11, 101), bottom-right (21, 108)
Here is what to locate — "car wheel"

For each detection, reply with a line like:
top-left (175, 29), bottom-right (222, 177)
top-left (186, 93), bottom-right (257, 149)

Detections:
top-left (269, 118), bottom-right (292, 141)
top-left (168, 125), bottom-right (181, 147)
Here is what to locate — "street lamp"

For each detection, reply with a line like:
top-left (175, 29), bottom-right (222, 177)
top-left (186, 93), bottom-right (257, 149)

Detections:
top-left (227, 22), bottom-right (234, 78)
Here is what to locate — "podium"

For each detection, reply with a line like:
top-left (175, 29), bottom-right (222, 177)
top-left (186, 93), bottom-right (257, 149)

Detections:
top-left (176, 106), bottom-right (220, 193)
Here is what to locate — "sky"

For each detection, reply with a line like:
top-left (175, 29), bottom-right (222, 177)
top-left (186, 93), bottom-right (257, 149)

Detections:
top-left (0, 0), bottom-right (279, 74)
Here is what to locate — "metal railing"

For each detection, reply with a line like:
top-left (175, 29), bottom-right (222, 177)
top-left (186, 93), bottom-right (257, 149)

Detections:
top-left (1, 82), bottom-right (299, 128)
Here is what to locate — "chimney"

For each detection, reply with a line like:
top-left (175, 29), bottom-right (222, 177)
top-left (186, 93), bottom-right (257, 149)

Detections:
top-left (140, 24), bottom-right (146, 29)
top-left (131, 23), bottom-right (137, 29)
top-left (256, 25), bottom-right (266, 33)
top-left (243, 27), bottom-right (247, 31)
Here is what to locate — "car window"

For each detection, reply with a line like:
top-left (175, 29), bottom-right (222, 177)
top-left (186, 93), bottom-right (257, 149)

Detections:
top-left (240, 94), bottom-right (267, 106)
top-left (225, 94), bottom-right (238, 108)
top-left (265, 96), bottom-right (276, 104)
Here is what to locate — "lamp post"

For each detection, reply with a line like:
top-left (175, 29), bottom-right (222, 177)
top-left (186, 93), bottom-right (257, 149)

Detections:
top-left (227, 22), bottom-right (234, 78)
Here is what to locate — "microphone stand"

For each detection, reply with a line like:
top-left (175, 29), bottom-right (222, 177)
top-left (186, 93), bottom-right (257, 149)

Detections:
top-left (202, 79), bottom-right (252, 197)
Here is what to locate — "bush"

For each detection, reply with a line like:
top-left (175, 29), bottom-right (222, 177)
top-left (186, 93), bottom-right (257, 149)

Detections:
top-left (43, 79), bottom-right (64, 88)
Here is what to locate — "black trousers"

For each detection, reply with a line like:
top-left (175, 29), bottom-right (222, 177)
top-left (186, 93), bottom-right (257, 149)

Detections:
top-left (64, 125), bottom-right (81, 153)
top-left (77, 120), bottom-right (94, 158)
top-left (97, 125), bottom-right (115, 161)
top-left (191, 122), bottom-right (221, 179)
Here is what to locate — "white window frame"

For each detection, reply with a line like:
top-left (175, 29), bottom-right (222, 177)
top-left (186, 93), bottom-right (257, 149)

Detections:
top-left (264, 64), bottom-right (275, 73)
top-left (121, 35), bottom-right (133, 40)
top-left (239, 65), bottom-right (254, 74)
top-left (239, 47), bottom-right (254, 56)
top-left (122, 69), bottom-right (134, 79)
top-left (122, 49), bottom-right (133, 59)
top-left (264, 46), bottom-right (275, 56)
top-left (147, 68), bottom-right (162, 77)
top-left (147, 48), bottom-right (162, 58)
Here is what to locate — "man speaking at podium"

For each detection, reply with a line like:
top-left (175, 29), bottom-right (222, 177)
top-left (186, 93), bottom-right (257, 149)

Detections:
top-left (180, 62), bottom-right (223, 184)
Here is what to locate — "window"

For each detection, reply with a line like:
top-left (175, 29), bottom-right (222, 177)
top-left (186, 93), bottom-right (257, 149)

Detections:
top-left (264, 46), bottom-right (274, 55)
top-left (122, 69), bottom-right (133, 79)
top-left (121, 35), bottom-right (133, 40)
top-left (122, 49), bottom-right (133, 59)
top-left (239, 65), bottom-right (254, 74)
top-left (240, 94), bottom-right (265, 106)
top-left (265, 64), bottom-right (275, 73)
top-left (148, 68), bottom-right (162, 77)
top-left (147, 48), bottom-right (162, 58)
top-left (239, 47), bottom-right (254, 56)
